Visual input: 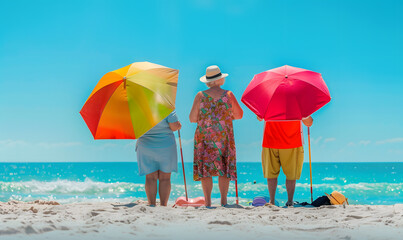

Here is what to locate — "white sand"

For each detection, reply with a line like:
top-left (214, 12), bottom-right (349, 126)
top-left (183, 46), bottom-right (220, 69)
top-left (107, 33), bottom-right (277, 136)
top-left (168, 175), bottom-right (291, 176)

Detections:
top-left (0, 200), bottom-right (402, 240)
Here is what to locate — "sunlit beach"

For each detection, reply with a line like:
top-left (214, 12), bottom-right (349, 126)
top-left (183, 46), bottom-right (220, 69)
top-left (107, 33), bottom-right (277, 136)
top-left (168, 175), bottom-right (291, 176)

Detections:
top-left (1, 0), bottom-right (402, 239)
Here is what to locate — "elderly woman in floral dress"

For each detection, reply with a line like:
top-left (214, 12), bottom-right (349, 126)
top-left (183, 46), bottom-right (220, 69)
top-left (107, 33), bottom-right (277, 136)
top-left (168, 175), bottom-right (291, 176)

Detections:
top-left (189, 65), bottom-right (243, 207)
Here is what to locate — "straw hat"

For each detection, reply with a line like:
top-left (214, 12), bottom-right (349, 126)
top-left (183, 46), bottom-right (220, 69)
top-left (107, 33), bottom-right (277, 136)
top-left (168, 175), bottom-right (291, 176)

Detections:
top-left (325, 191), bottom-right (349, 205)
top-left (200, 65), bottom-right (228, 83)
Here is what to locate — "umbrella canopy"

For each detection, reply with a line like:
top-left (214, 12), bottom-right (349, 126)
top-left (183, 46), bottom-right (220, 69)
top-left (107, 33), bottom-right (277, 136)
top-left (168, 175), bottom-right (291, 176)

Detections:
top-left (241, 65), bottom-right (331, 120)
top-left (80, 61), bottom-right (179, 139)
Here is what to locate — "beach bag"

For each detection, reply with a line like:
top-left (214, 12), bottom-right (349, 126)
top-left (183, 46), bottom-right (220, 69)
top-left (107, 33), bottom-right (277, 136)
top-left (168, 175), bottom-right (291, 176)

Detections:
top-left (325, 191), bottom-right (349, 205)
top-left (311, 196), bottom-right (331, 207)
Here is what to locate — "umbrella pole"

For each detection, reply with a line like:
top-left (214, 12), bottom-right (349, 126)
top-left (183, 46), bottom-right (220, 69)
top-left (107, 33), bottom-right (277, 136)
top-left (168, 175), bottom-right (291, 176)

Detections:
top-left (178, 130), bottom-right (188, 201)
top-left (235, 180), bottom-right (239, 205)
top-left (308, 127), bottom-right (313, 203)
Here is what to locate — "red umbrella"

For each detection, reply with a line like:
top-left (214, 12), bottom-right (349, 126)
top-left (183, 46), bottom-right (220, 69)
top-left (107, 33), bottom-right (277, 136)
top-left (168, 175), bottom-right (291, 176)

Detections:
top-left (241, 65), bottom-right (330, 121)
top-left (241, 65), bottom-right (331, 202)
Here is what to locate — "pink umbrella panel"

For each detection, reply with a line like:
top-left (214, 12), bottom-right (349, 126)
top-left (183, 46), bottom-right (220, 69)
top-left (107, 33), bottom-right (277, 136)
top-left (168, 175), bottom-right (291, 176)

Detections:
top-left (241, 65), bottom-right (331, 121)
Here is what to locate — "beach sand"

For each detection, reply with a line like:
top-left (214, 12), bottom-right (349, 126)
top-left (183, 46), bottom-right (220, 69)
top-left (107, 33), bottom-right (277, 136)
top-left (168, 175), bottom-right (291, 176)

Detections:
top-left (0, 200), bottom-right (402, 240)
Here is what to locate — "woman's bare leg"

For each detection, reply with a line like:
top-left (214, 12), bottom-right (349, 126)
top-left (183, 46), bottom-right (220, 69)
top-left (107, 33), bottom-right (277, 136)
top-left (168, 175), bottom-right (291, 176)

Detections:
top-left (201, 177), bottom-right (213, 207)
top-left (218, 176), bottom-right (230, 206)
top-left (145, 171), bottom-right (158, 206)
top-left (158, 171), bottom-right (171, 206)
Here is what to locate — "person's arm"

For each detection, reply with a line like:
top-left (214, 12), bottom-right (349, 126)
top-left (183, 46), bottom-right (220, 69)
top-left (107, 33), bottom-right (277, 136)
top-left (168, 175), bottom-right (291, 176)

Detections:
top-left (169, 121), bottom-right (182, 131)
top-left (228, 91), bottom-right (243, 120)
top-left (302, 116), bottom-right (313, 127)
top-left (189, 92), bottom-right (202, 123)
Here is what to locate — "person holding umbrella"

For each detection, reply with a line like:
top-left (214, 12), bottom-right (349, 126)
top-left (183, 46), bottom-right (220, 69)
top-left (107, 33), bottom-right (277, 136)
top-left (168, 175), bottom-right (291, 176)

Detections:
top-left (189, 65), bottom-right (243, 207)
top-left (80, 61), bottom-right (182, 207)
top-left (258, 116), bottom-right (312, 206)
top-left (241, 65), bottom-right (331, 206)
top-left (136, 110), bottom-right (182, 207)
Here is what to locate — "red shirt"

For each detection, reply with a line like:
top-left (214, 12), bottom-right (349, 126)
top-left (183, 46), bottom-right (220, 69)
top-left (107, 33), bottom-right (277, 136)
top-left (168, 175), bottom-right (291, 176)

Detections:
top-left (263, 121), bottom-right (303, 149)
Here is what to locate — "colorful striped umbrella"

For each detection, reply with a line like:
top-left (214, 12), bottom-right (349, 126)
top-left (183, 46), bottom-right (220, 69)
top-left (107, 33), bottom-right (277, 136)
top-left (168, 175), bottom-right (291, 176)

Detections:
top-left (80, 62), bottom-right (179, 139)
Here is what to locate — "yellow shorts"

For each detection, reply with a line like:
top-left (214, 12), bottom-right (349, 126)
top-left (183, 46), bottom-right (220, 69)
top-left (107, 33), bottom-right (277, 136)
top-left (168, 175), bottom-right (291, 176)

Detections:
top-left (262, 146), bottom-right (304, 180)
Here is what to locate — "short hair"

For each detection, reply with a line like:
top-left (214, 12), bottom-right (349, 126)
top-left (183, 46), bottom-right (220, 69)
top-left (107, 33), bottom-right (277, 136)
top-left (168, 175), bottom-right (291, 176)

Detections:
top-left (206, 78), bottom-right (225, 88)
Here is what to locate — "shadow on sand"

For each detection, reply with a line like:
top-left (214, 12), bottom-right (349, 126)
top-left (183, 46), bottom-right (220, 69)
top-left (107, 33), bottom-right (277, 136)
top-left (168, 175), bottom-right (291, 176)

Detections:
top-left (112, 203), bottom-right (138, 208)
top-left (223, 204), bottom-right (244, 209)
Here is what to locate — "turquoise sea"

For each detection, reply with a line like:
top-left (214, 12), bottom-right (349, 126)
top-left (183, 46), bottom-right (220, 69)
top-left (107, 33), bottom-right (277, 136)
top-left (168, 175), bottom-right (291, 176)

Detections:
top-left (0, 162), bottom-right (401, 206)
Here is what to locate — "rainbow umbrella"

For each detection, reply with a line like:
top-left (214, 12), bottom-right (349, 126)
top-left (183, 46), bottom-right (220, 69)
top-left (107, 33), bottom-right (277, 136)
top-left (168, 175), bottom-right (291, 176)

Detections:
top-left (80, 61), bottom-right (179, 139)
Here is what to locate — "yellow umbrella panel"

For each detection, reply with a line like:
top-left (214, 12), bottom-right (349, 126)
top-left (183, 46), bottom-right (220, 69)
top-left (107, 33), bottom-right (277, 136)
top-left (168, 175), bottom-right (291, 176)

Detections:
top-left (80, 62), bottom-right (179, 139)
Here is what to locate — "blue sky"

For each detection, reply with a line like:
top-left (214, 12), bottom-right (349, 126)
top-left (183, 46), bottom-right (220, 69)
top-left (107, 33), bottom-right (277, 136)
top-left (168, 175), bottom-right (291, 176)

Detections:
top-left (0, 0), bottom-right (402, 162)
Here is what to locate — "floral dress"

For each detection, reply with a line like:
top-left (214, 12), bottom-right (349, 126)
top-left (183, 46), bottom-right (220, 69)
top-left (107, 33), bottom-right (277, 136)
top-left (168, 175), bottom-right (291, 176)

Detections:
top-left (193, 90), bottom-right (237, 181)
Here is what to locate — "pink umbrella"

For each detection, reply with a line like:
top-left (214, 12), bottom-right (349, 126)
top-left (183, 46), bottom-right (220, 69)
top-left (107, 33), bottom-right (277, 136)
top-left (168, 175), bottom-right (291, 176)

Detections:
top-left (241, 65), bottom-right (331, 121)
top-left (241, 65), bottom-right (331, 202)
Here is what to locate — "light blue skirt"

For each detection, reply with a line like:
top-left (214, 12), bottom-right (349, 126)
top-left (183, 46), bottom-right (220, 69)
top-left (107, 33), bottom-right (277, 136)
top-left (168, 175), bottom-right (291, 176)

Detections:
top-left (136, 143), bottom-right (178, 176)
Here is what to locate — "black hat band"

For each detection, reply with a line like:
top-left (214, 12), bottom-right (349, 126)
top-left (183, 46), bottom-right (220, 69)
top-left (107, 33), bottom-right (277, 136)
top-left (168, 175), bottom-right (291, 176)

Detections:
top-left (206, 72), bottom-right (222, 79)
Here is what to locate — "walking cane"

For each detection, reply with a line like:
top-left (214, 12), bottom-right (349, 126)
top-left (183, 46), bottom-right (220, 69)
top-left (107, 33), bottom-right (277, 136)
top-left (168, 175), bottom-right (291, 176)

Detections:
top-left (308, 127), bottom-right (313, 203)
top-left (174, 130), bottom-right (205, 207)
top-left (178, 130), bottom-right (188, 201)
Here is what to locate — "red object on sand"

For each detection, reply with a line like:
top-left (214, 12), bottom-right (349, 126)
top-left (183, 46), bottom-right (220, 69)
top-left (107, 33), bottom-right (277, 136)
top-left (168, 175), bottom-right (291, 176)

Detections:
top-left (241, 65), bottom-right (331, 121)
top-left (174, 197), bottom-right (206, 207)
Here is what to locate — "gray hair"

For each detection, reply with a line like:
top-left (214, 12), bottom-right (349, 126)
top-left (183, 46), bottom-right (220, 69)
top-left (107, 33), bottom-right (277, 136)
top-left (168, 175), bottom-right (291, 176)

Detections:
top-left (206, 78), bottom-right (225, 88)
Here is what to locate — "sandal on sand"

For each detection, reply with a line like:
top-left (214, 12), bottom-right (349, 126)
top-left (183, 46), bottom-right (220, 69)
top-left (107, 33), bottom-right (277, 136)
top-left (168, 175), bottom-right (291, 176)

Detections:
top-left (285, 201), bottom-right (299, 207)
top-left (251, 196), bottom-right (280, 207)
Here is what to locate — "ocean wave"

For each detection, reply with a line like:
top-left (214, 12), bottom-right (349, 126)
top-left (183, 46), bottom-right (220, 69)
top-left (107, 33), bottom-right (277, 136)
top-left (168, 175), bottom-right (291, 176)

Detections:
top-left (1, 179), bottom-right (401, 206)
top-left (239, 182), bottom-right (402, 193)
top-left (295, 182), bottom-right (402, 192)
top-left (0, 179), bottom-right (145, 195)
top-left (1, 179), bottom-right (401, 195)
top-left (322, 177), bottom-right (336, 181)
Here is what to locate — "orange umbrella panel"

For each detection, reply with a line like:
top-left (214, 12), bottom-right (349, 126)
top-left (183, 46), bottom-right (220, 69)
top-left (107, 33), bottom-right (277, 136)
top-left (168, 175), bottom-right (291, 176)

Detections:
top-left (80, 62), bottom-right (179, 140)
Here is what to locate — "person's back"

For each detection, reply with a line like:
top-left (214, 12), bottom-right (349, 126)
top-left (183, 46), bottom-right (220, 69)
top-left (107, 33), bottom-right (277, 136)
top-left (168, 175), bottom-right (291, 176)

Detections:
top-left (189, 65), bottom-right (243, 207)
top-left (194, 89), bottom-right (235, 180)
top-left (137, 113), bottom-right (178, 149)
top-left (196, 89), bottom-right (234, 141)
top-left (136, 110), bottom-right (181, 206)
top-left (263, 121), bottom-right (303, 149)
top-left (259, 117), bottom-right (313, 206)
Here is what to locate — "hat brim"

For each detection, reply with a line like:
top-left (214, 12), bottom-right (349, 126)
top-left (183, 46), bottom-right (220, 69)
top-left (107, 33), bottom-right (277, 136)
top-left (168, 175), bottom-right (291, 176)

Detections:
top-left (325, 193), bottom-right (335, 205)
top-left (200, 73), bottom-right (228, 83)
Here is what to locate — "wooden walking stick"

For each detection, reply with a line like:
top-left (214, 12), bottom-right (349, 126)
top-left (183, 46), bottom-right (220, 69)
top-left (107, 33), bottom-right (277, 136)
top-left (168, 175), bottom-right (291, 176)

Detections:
top-left (308, 127), bottom-right (313, 203)
top-left (178, 130), bottom-right (188, 201)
